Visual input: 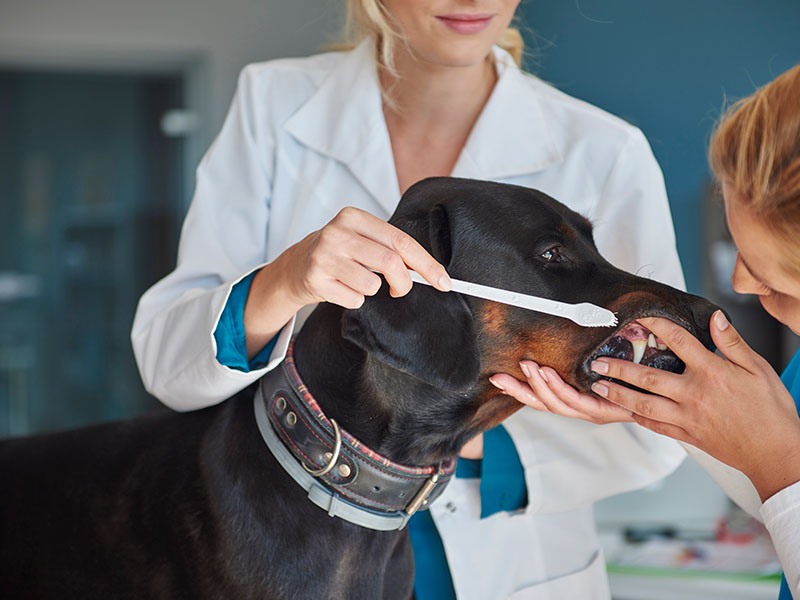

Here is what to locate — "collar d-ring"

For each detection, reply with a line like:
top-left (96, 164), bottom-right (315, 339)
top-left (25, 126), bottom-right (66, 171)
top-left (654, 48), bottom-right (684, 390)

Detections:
top-left (302, 418), bottom-right (342, 477)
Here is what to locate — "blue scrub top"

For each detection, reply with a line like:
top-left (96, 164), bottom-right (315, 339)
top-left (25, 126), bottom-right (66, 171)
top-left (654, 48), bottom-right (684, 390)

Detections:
top-left (779, 349), bottom-right (800, 600)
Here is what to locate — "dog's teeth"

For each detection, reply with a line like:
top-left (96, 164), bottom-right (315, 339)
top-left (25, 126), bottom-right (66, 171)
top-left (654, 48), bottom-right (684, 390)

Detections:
top-left (632, 340), bottom-right (646, 364)
top-left (657, 343), bottom-right (667, 351)
top-left (647, 333), bottom-right (656, 349)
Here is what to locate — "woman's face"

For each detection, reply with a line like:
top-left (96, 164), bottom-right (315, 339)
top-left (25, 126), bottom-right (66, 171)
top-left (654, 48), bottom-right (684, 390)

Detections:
top-left (725, 182), bottom-right (800, 335)
top-left (382, 0), bottom-right (521, 68)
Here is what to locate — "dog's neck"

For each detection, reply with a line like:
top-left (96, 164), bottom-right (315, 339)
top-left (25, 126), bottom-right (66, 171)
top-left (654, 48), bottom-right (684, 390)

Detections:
top-left (293, 303), bottom-right (480, 467)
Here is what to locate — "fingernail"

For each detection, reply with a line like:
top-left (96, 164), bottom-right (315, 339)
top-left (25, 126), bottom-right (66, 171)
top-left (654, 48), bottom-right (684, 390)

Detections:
top-left (591, 360), bottom-right (609, 374)
top-left (714, 310), bottom-right (729, 331)
top-left (520, 362), bottom-right (531, 378)
top-left (489, 377), bottom-right (505, 391)
top-left (592, 382), bottom-right (609, 397)
top-left (538, 368), bottom-right (549, 383)
top-left (438, 273), bottom-right (452, 292)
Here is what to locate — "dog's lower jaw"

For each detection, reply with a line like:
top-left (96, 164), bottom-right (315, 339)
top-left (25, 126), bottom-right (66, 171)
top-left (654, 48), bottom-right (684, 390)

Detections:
top-left (354, 354), bottom-right (486, 466)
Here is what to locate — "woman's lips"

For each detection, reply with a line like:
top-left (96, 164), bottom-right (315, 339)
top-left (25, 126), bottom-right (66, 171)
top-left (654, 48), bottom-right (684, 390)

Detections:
top-left (436, 13), bottom-right (495, 35)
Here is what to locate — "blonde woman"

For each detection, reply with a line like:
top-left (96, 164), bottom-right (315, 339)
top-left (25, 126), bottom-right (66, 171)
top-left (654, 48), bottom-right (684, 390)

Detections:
top-left (498, 64), bottom-right (800, 598)
top-left (132, 1), bottom-right (690, 597)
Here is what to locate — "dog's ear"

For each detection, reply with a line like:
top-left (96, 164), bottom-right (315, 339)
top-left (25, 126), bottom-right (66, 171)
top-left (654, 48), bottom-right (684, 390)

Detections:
top-left (341, 204), bottom-right (480, 392)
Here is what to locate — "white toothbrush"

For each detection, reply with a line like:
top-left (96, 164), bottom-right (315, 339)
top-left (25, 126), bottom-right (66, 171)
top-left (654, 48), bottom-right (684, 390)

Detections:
top-left (408, 270), bottom-right (617, 328)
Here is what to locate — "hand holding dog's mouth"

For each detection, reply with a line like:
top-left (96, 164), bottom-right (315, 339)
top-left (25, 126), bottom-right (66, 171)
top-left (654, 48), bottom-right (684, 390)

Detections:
top-left (494, 314), bottom-right (729, 434)
top-left (489, 362), bottom-right (636, 425)
top-left (488, 316), bottom-right (704, 426)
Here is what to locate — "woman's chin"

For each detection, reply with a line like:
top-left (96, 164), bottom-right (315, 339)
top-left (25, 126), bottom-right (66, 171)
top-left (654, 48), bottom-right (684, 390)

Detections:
top-left (407, 41), bottom-right (497, 70)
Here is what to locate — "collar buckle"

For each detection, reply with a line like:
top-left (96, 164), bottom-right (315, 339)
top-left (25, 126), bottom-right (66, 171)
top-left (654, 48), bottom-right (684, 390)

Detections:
top-left (405, 465), bottom-right (445, 516)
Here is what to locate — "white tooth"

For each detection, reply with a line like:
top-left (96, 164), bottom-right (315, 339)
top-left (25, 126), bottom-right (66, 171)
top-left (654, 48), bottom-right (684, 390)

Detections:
top-left (632, 340), bottom-right (646, 364)
top-left (648, 333), bottom-right (656, 348)
top-left (657, 343), bottom-right (667, 351)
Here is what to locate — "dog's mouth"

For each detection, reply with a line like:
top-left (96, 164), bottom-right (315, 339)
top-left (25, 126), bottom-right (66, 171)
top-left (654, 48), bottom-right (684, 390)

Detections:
top-left (588, 320), bottom-right (684, 374)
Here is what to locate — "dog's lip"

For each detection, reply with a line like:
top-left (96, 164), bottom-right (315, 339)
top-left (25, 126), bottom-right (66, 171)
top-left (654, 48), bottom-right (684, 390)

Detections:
top-left (584, 312), bottom-right (695, 366)
top-left (575, 313), bottom-right (693, 392)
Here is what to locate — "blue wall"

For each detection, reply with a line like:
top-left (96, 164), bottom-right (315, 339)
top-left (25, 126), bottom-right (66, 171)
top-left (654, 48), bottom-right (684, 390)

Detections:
top-left (520, 0), bottom-right (800, 292)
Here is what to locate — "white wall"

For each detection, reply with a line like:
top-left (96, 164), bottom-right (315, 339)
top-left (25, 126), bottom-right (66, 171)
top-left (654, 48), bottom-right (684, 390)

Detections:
top-left (0, 0), bottom-right (341, 165)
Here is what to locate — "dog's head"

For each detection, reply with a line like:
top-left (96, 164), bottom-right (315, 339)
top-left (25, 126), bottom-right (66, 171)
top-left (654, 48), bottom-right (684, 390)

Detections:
top-left (342, 177), bottom-right (719, 446)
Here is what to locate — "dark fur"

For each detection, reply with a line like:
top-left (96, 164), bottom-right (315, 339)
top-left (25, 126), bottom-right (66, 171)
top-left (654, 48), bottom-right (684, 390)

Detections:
top-left (0, 177), bottom-right (719, 599)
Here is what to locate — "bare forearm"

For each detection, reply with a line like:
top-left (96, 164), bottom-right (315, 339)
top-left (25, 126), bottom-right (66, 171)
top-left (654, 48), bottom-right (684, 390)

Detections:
top-left (745, 430), bottom-right (800, 503)
top-left (243, 251), bottom-right (307, 359)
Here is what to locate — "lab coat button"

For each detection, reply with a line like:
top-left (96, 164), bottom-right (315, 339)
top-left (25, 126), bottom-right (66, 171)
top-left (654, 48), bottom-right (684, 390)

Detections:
top-left (445, 502), bottom-right (457, 513)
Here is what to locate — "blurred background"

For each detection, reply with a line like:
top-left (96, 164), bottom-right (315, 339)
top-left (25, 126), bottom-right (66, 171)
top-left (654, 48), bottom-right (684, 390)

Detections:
top-left (1, 1), bottom-right (798, 597)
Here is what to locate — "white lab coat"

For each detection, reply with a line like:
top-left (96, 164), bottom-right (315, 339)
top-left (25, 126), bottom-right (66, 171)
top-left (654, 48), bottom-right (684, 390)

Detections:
top-left (762, 480), bottom-right (800, 595)
top-left (132, 39), bottom-right (694, 598)
top-left (683, 444), bottom-right (800, 597)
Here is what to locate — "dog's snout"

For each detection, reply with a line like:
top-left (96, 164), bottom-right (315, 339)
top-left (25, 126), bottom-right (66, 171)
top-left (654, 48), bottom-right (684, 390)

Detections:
top-left (687, 298), bottom-right (725, 347)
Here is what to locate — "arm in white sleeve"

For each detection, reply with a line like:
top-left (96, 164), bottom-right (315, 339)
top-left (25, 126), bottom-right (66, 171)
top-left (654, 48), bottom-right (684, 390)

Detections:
top-left (505, 128), bottom-right (688, 513)
top-left (131, 66), bottom-right (292, 411)
top-left (761, 481), bottom-right (800, 595)
top-left (679, 442), bottom-right (764, 519)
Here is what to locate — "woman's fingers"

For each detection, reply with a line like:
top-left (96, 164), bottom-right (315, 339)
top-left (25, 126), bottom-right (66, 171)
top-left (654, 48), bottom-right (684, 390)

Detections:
top-left (590, 356), bottom-right (683, 399)
top-left (636, 316), bottom-right (716, 368)
top-left (342, 208), bottom-right (451, 293)
top-left (491, 364), bottom-right (635, 424)
top-left (521, 362), bottom-right (603, 421)
top-left (590, 376), bottom-right (684, 426)
top-left (706, 310), bottom-right (763, 373)
top-left (489, 373), bottom-right (549, 412)
top-left (539, 367), bottom-right (633, 423)
top-left (299, 207), bottom-right (451, 308)
top-left (535, 366), bottom-right (636, 423)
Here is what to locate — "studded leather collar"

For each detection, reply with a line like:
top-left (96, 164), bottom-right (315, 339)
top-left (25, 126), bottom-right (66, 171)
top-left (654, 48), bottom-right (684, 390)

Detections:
top-left (254, 341), bottom-right (456, 530)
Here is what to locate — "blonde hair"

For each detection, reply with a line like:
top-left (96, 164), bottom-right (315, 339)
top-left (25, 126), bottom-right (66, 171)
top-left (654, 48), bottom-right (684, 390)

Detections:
top-left (336, 0), bottom-right (525, 78)
top-left (708, 64), bottom-right (800, 276)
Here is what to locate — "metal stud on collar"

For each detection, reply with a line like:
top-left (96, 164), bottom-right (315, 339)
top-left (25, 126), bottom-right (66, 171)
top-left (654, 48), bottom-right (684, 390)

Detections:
top-left (302, 419), bottom-right (342, 478)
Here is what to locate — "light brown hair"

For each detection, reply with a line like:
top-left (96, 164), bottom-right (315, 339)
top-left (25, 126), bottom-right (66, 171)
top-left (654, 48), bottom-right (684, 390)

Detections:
top-left (708, 64), bottom-right (800, 276)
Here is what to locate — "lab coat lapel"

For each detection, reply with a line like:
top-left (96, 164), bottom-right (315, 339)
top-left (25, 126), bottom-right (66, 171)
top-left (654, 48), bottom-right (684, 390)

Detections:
top-left (284, 39), bottom-right (401, 215)
top-left (285, 42), bottom-right (563, 212)
top-left (452, 48), bottom-right (563, 180)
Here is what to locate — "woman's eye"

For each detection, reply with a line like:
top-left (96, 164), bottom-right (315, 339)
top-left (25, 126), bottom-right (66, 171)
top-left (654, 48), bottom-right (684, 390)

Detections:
top-left (540, 247), bottom-right (562, 262)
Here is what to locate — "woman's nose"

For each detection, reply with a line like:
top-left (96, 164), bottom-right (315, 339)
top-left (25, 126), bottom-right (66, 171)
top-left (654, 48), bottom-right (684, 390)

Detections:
top-left (731, 253), bottom-right (761, 295)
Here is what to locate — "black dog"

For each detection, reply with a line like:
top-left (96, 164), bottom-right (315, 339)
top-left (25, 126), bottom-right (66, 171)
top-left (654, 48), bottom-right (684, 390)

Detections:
top-left (0, 177), bottom-right (719, 599)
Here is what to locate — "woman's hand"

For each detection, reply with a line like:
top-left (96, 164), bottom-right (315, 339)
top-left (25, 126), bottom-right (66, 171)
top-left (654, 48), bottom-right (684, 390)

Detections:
top-left (281, 207), bottom-right (451, 308)
top-left (495, 310), bottom-right (800, 501)
top-left (489, 363), bottom-right (635, 425)
top-left (244, 207), bottom-right (451, 356)
top-left (589, 312), bottom-right (800, 500)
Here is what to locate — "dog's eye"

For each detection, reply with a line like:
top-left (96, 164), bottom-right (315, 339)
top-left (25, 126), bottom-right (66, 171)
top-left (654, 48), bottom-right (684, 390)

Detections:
top-left (540, 247), bottom-right (562, 262)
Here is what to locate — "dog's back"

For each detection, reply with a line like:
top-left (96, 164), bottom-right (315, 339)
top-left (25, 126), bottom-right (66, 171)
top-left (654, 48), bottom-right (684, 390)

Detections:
top-left (0, 406), bottom-right (224, 597)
